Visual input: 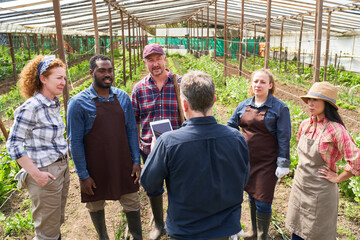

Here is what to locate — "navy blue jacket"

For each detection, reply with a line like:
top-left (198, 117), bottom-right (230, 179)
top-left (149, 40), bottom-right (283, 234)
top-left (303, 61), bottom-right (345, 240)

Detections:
top-left (141, 116), bottom-right (250, 239)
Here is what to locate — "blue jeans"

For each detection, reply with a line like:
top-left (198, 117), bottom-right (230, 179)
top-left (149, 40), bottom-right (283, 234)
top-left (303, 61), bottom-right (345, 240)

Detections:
top-left (248, 195), bottom-right (272, 214)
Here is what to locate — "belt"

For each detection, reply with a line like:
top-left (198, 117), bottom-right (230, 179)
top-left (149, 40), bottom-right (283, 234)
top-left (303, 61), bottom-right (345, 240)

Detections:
top-left (55, 154), bottom-right (68, 163)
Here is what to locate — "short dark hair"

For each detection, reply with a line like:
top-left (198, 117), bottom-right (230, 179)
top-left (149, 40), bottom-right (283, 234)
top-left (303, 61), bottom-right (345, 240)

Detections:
top-left (324, 101), bottom-right (345, 127)
top-left (90, 54), bottom-right (111, 71)
top-left (180, 70), bottom-right (215, 115)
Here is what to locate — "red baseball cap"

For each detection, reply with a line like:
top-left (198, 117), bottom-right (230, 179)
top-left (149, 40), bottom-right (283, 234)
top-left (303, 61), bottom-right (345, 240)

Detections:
top-left (143, 44), bottom-right (165, 59)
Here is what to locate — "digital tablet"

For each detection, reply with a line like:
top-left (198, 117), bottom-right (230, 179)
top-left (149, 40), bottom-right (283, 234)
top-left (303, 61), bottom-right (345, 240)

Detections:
top-left (150, 119), bottom-right (173, 140)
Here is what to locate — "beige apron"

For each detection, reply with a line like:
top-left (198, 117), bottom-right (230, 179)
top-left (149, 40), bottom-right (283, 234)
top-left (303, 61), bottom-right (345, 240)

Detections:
top-left (285, 123), bottom-right (338, 239)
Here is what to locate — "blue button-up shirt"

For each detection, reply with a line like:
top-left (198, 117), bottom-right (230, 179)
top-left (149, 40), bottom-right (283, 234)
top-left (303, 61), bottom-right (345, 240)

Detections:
top-left (141, 116), bottom-right (250, 239)
top-left (67, 84), bottom-right (140, 180)
top-left (227, 93), bottom-right (291, 167)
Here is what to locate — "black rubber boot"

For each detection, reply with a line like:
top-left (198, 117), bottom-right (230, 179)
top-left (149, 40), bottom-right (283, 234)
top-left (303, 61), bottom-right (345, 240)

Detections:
top-left (89, 209), bottom-right (109, 240)
top-left (149, 195), bottom-right (164, 240)
top-left (256, 212), bottom-right (272, 240)
top-left (125, 210), bottom-right (143, 240)
top-left (243, 199), bottom-right (257, 240)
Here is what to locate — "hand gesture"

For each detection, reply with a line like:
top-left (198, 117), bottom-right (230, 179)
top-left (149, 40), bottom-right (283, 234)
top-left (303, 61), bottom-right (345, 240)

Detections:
top-left (32, 171), bottom-right (56, 187)
top-left (131, 164), bottom-right (141, 184)
top-left (318, 166), bottom-right (338, 183)
top-left (80, 177), bottom-right (96, 195)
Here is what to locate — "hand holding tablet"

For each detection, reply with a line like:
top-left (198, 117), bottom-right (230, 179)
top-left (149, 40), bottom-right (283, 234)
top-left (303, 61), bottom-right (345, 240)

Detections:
top-left (150, 119), bottom-right (173, 140)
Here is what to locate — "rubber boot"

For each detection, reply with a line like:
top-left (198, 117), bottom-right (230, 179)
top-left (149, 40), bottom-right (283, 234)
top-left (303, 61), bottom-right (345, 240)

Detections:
top-left (149, 195), bottom-right (164, 240)
top-left (243, 199), bottom-right (257, 240)
top-left (125, 210), bottom-right (143, 240)
top-left (89, 210), bottom-right (109, 240)
top-left (256, 212), bottom-right (271, 240)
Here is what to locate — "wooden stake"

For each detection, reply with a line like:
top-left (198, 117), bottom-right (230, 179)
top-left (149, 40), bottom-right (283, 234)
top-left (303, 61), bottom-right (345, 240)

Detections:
top-left (128, 16), bottom-right (132, 80)
top-left (91, 0), bottom-right (100, 54)
top-left (53, 0), bottom-right (69, 122)
top-left (120, 10), bottom-right (126, 85)
top-left (313, 0), bottom-right (323, 82)
top-left (279, 18), bottom-right (284, 71)
top-left (297, 16), bottom-right (304, 75)
top-left (239, 0), bottom-right (245, 76)
top-left (0, 118), bottom-right (8, 141)
top-left (264, 0), bottom-right (272, 69)
top-left (173, 74), bottom-right (185, 124)
top-left (7, 33), bottom-right (17, 83)
top-left (323, 11), bottom-right (332, 81)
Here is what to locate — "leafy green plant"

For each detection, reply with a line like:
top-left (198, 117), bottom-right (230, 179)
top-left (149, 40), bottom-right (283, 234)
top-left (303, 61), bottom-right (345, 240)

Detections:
top-left (2, 205), bottom-right (33, 237)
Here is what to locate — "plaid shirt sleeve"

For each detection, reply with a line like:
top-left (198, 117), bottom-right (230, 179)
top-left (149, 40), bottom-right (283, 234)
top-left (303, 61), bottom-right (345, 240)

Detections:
top-left (6, 107), bottom-right (36, 160)
top-left (319, 121), bottom-right (360, 176)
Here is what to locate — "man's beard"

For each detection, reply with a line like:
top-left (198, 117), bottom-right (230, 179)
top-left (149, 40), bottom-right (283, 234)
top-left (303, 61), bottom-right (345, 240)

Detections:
top-left (94, 74), bottom-right (113, 88)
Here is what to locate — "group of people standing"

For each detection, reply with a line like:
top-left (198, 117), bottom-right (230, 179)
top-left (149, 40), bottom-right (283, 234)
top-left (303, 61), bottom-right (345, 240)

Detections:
top-left (6, 43), bottom-right (360, 240)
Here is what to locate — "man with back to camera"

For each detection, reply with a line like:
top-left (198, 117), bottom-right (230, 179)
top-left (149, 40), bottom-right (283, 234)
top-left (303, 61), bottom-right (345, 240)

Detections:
top-left (131, 43), bottom-right (182, 239)
top-left (67, 54), bottom-right (142, 240)
top-left (140, 70), bottom-right (250, 240)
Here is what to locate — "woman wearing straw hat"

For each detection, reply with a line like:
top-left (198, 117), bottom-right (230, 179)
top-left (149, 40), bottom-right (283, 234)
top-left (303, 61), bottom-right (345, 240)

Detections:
top-left (285, 81), bottom-right (360, 240)
top-left (6, 55), bottom-right (69, 240)
top-left (228, 69), bottom-right (291, 239)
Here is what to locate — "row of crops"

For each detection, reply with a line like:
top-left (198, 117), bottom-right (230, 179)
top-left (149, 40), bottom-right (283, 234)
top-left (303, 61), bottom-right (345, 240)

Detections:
top-left (0, 50), bottom-right (359, 238)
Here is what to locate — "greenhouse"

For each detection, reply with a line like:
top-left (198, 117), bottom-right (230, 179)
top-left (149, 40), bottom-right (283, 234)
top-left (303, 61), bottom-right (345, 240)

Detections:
top-left (0, 0), bottom-right (360, 239)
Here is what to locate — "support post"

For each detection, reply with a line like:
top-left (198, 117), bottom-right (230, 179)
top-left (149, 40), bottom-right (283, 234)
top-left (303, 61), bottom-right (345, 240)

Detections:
top-left (53, 0), bottom-right (69, 119)
top-left (41, 35), bottom-right (45, 55)
top-left (107, 4), bottom-right (115, 70)
top-left (264, 0), bottom-right (272, 69)
top-left (132, 18), bottom-right (136, 75)
top-left (120, 10), bottom-right (126, 85)
top-left (214, 1), bottom-right (217, 60)
top-left (34, 34), bottom-right (39, 54)
top-left (91, 0), bottom-right (100, 54)
top-left (207, 7), bottom-right (209, 55)
top-left (323, 11), bottom-right (332, 81)
top-left (297, 16), bottom-right (304, 75)
top-left (201, 10), bottom-right (204, 56)
top-left (253, 25), bottom-right (257, 67)
top-left (279, 18), bottom-right (284, 71)
top-left (313, 0), bottom-right (323, 82)
top-left (223, 0), bottom-right (228, 82)
top-left (239, 0), bottom-right (245, 76)
top-left (128, 16), bottom-right (132, 80)
top-left (7, 33), bottom-right (17, 82)
top-left (27, 34), bottom-right (31, 60)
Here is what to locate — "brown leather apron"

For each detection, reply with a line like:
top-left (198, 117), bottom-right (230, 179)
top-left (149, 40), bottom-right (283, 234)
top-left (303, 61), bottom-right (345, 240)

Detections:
top-left (81, 95), bottom-right (139, 202)
top-left (285, 123), bottom-right (338, 239)
top-left (239, 105), bottom-right (278, 203)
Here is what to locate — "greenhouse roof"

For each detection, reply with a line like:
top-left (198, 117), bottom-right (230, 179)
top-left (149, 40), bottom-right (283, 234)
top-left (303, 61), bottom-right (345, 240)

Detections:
top-left (0, 0), bottom-right (360, 36)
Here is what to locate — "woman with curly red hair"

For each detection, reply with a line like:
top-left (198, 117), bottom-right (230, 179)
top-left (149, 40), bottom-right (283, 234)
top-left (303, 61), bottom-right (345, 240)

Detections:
top-left (7, 55), bottom-right (69, 240)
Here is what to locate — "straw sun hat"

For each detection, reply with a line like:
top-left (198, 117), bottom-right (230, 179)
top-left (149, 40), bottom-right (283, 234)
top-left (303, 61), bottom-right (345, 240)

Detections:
top-left (300, 81), bottom-right (338, 109)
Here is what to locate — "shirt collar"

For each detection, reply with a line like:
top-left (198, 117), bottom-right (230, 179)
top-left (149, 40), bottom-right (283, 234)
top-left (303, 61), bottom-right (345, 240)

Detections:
top-left (249, 93), bottom-right (274, 108)
top-left (89, 83), bottom-right (114, 99)
top-left (310, 115), bottom-right (328, 125)
top-left (147, 69), bottom-right (173, 84)
top-left (35, 92), bottom-right (60, 107)
top-left (182, 116), bottom-right (217, 127)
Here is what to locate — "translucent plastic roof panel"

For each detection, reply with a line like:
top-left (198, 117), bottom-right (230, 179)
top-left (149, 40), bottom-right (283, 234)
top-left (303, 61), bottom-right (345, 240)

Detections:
top-left (0, 0), bottom-right (359, 35)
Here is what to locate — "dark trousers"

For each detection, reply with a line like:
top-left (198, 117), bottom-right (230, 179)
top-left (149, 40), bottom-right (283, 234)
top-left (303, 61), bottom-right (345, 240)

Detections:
top-left (140, 149), bottom-right (148, 164)
top-left (292, 233), bottom-right (304, 240)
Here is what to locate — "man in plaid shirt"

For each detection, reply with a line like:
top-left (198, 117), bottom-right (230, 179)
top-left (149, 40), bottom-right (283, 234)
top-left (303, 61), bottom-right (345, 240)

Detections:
top-left (131, 44), bottom-right (182, 240)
